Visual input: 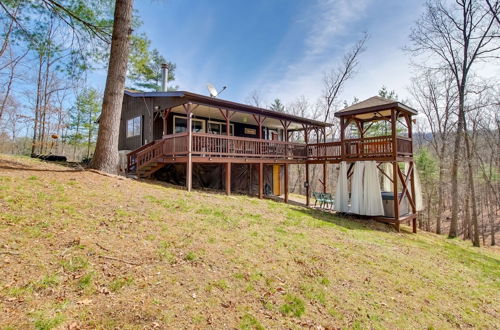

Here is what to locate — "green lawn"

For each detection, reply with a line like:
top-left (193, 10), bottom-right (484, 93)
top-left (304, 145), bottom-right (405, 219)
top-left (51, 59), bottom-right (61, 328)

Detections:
top-left (0, 154), bottom-right (498, 329)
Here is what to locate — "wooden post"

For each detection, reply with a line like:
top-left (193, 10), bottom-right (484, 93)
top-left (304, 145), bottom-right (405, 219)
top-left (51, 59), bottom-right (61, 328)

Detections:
top-left (407, 113), bottom-right (413, 154)
top-left (322, 162), bottom-right (327, 193)
top-left (323, 127), bottom-right (328, 194)
top-left (391, 109), bottom-right (399, 231)
top-left (303, 125), bottom-right (310, 206)
top-left (185, 103), bottom-right (193, 192)
top-left (391, 109), bottom-right (398, 159)
top-left (284, 163), bottom-right (289, 203)
top-left (392, 161), bottom-right (400, 232)
top-left (162, 108), bottom-right (171, 137)
top-left (226, 162), bottom-right (231, 195)
top-left (340, 117), bottom-right (345, 159)
top-left (225, 109), bottom-right (231, 196)
top-left (258, 162), bottom-right (263, 199)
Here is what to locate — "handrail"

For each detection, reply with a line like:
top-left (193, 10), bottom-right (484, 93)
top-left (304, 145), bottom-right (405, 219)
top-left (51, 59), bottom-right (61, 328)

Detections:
top-left (130, 133), bottom-right (414, 173)
top-left (192, 132), bottom-right (305, 146)
top-left (126, 140), bottom-right (157, 172)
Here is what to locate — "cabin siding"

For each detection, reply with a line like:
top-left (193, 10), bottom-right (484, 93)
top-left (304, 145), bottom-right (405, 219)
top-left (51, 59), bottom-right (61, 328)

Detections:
top-left (119, 95), bottom-right (187, 150)
top-left (119, 94), bottom-right (288, 151)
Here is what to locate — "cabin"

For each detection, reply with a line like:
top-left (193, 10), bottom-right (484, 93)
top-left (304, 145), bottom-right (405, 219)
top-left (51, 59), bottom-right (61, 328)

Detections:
top-left (120, 88), bottom-right (420, 232)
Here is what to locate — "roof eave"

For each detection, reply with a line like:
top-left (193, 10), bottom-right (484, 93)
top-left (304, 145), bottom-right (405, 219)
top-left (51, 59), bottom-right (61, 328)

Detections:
top-left (334, 102), bottom-right (418, 118)
top-left (125, 90), bottom-right (331, 128)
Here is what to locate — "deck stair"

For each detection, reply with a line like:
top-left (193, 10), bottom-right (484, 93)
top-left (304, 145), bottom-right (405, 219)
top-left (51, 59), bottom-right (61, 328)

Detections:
top-left (136, 160), bottom-right (166, 178)
top-left (126, 140), bottom-right (166, 178)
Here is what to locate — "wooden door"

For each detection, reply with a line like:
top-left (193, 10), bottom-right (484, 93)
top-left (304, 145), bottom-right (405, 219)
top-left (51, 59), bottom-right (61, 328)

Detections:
top-left (273, 164), bottom-right (280, 195)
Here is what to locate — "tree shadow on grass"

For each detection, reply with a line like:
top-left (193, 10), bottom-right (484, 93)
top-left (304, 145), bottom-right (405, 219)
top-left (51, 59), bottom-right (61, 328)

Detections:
top-left (135, 178), bottom-right (410, 234)
top-left (290, 205), bottom-right (417, 234)
top-left (0, 158), bottom-right (84, 173)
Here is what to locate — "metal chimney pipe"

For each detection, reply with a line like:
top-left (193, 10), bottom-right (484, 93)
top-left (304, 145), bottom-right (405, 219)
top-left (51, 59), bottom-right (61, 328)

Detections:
top-left (160, 63), bottom-right (169, 92)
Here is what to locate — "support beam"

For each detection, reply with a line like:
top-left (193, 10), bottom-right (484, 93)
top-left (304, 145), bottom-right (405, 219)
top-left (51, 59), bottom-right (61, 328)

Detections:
top-left (161, 108), bottom-right (171, 137)
top-left (391, 109), bottom-right (398, 159)
top-left (340, 117), bottom-right (345, 159)
top-left (184, 103), bottom-right (193, 192)
top-left (226, 163), bottom-right (231, 195)
top-left (284, 163), bottom-right (289, 203)
top-left (392, 161), bottom-right (400, 232)
top-left (322, 163), bottom-right (327, 193)
top-left (305, 163), bottom-right (310, 206)
top-left (302, 124), bottom-right (310, 206)
top-left (252, 114), bottom-right (266, 139)
top-left (258, 162), bottom-right (263, 199)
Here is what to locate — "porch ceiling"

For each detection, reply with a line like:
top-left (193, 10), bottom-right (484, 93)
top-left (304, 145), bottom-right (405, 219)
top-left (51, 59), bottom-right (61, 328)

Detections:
top-left (170, 104), bottom-right (305, 130)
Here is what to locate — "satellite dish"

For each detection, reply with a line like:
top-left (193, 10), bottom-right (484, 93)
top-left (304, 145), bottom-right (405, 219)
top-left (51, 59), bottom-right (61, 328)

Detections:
top-left (207, 83), bottom-right (227, 98)
top-left (207, 83), bottom-right (218, 97)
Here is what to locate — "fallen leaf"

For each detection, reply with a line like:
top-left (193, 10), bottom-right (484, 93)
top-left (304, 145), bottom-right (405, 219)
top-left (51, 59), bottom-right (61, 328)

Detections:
top-left (77, 299), bottom-right (92, 305)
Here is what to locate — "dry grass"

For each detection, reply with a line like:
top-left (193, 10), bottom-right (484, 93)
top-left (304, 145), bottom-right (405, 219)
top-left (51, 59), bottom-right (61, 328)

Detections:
top-left (0, 154), bottom-right (499, 329)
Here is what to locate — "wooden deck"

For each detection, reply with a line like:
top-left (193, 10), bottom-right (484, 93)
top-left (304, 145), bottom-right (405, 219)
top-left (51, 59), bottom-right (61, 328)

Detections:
top-left (127, 133), bottom-right (413, 171)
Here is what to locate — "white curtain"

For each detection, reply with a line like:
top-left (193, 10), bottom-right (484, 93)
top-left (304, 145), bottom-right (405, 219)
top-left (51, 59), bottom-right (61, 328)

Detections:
top-left (335, 161), bottom-right (349, 212)
top-left (350, 162), bottom-right (365, 214)
top-left (414, 165), bottom-right (424, 212)
top-left (382, 162), bottom-right (393, 192)
top-left (404, 162), bottom-right (424, 212)
top-left (363, 161), bottom-right (384, 216)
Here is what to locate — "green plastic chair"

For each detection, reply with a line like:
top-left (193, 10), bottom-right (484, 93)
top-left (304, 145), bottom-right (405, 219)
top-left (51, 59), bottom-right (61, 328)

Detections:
top-left (322, 193), bottom-right (335, 209)
top-left (312, 192), bottom-right (324, 207)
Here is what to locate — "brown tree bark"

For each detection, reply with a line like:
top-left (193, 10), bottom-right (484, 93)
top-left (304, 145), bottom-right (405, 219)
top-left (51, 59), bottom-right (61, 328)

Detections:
top-left (31, 55), bottom-right (44, 156)
top-left (90, 0), bottom-right (133, 173)
top-left (463, 115), bottom-right (480, 246)
top-left (463, 194), bottom-right (470, 240)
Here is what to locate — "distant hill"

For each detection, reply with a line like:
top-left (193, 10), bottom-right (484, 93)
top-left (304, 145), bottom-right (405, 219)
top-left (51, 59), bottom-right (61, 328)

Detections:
top-left (0, 154), bottom-right (498, 329)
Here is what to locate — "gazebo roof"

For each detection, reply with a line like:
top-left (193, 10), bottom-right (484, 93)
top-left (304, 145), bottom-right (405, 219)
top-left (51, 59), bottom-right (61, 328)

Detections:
top-left (334, 96), bottom-right (417, 120)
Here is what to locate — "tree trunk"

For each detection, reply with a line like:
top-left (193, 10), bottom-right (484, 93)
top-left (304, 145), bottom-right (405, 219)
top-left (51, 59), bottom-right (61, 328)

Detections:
top-left (449, 88), bottom-right (465, 238)
top-left (464, 194), bottom-right (470, 240)
top-left (31, 55), bottom-right (44, 156)
top-left (491, 198), bottom-right (497, 246)
top-left (436, 154), bottom-right (445, 234)
top-left (90, 0), bottom-right (133, 173)
top-left (87, 108), bottom-right (92, 159)
top-left (463, 116), bottom-right (480, 247)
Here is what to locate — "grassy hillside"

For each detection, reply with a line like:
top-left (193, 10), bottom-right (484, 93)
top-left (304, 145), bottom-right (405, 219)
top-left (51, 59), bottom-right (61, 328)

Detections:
top-left (0, 154), bottom-right (498, 329)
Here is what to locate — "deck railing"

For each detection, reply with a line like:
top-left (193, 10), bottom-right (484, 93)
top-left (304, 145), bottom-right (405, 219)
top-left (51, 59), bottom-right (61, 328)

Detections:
top-left (191, 133), bottom-right (307, 160)
top-left (343, 136), bottom-right (394, 158)
top-left (307, 142), bottom-right (342, 161)
top-left (129, 133), bottom-right (413, 172)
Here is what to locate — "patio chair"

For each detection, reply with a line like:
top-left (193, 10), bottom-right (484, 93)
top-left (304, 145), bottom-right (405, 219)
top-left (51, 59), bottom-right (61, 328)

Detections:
top-left (312, 192), bottom-right (325, 208)
top-left (322, 193), bottom-right (335, 209)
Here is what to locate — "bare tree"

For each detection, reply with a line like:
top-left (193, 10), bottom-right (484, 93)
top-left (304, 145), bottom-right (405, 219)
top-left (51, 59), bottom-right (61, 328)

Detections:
top-left (0, 47), bottom-right (27, 120)
top-left (245, 89), bottom-right (265, 108)
top-left (410, 69), bottom-right (457, 234)
top-left (322, 33), bottom-right (367, 123)
top-left (90, 0), bottom-right (133, 173)
top-left (409, 0), bottom-right (500, 245)
top-left (486, 0), bottom-right (500, 24)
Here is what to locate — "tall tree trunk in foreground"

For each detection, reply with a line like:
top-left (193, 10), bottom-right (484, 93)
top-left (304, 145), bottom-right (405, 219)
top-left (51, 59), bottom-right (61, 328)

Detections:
top-left (31, 55), bottom-right (44, 156)
top-left (90, 0), bottom-right (133, 173)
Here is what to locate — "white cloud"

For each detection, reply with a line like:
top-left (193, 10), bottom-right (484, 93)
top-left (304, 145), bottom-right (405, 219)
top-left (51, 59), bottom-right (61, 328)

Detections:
top-left (240, 0), bottom-right (423, 108)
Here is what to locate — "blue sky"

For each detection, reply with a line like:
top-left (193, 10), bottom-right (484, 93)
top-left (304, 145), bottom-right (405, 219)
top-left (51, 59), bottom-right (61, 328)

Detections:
top-left (128, 0), bottom-right (425, 105)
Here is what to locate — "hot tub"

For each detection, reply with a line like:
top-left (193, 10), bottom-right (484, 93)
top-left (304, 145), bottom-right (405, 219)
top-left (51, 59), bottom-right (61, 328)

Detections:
top-left (381, 192), bottom-right (409, 217)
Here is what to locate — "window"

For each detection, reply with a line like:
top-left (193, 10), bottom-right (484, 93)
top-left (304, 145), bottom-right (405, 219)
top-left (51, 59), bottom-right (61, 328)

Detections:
top-left (174, 116), bottom-right (205, 133)
top-left (126, 116), bottom-right (141, 138)
top-left (208, 121), bottom-right (234, 135)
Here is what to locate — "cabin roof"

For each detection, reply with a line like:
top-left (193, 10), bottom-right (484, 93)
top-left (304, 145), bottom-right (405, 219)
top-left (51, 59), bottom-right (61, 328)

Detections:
top-left (334, 96), bottom-right (417, 120)
top-left (124, 89), bottom-right (331, 128)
